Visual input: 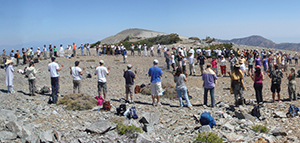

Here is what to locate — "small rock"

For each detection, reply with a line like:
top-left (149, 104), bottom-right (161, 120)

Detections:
top-left (85, 120), bottom-right (115, 134)
top-left (136, 133), bottom-right (153, 143)
top-left (198, 125), bottom-right (211, 133)
top-left (25, 135), bottom-right (40, 143)
top-left (271, 127), bottom-right (287, 136)
top-left (274, 111), bottom-right (287, 118)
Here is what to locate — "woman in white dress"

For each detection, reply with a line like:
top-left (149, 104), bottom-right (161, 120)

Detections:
top-left (5, 60), bottom-right (14, 93)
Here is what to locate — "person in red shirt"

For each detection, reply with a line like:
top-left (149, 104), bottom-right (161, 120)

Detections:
top-left (211, 58), bottom-right (218, 76)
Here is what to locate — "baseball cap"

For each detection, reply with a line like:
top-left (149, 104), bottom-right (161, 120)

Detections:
top-left (99, 60), bottom-right (104, 64)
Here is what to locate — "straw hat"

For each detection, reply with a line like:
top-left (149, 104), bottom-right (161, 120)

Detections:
top-left (5, 59), bottom-right (13, 65)
top-left (234, 63), bottom-right (240, 68)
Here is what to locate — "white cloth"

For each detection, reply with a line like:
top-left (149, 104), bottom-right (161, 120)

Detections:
top-left (138, 45), bottom-right (142, 49)
top-left (48, 62), bottom-right (59, 77)
top-left (206, 49), bottom-right (211, 56)
top-left (150, 46), bottom-right (154, 51)
top-left (37, 50), bottom-right (41, 56)
top-left (171, 55), bottom-right (175, 64)
top-left (196, 49), bottom-right (201, 55)
top-left (240, 63), bottom-right (246, 72)
top-left (59, 47), bottom-right (64, 57)
top-left (220, 59), bottom-right (226, 66)
top-left (72, 67), bottom-right (82, 80)
top-left (187, 56), bottom-right (195, 64)
top-left (26, 66), bottom-right (37, 80)
top-left (5, 64), bottom-right (14, 86)
top-left (131, 45), bottom-right (135, 50)
top-left (182, 58), bottom-right (187, 66)
top-left (95, 66), bottom-right (108, 83)
top-left (189, 49), bottom-right (195, 56)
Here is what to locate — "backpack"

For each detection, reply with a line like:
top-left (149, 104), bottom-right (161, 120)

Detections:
top-left (14, 54), bottom-right (18, 58)
top-left (200, 112), bottom-right (216, 128)
top-left (116, 104), bottom-right (126, 116)
top-left (135, 85), bottom-right (140, 94)
top-left (251, 105), bottom-right (261, 118)
top-left (287, 104), bottom-right (299, 117)
top-left (96, 96), bottom-right (104, 106)
top-left (41, 86), bottom-right (50, 94)
top-left (127, 107), bottom-right (138, 119)
top-left (87, 74), bottom-right (92, 78)
top-left (103, 101), bottom-right (111, 111)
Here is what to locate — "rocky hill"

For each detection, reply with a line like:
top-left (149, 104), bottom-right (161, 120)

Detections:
top-left (100, 28), bottom-right (189, 44)
top-left (216, 35), bottom-right (300, 51)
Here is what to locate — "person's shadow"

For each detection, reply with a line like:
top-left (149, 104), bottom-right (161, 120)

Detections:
top-left (0, 89), bottom-right (7, 93)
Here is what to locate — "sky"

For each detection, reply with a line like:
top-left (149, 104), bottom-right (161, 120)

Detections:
top-left (1, 0), bottom-right (300, 50)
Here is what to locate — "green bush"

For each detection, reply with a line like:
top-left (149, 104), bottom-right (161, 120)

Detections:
top-left (194, 132), bottom-right (222, 143)
top-left (252, 125), bottom-right (270, 133)
top-left (116, 123), bottom-right (142, 135)
top-left (90, 41), bottom-right (101, 48)
top-left (57, 93), bottom-right (97, 111)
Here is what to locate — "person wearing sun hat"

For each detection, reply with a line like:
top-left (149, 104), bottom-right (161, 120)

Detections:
top-left (228, 62), bottom-right (245, 106)
top-left (250, 65), bottom-right (264, 105)
top-left (5, 59), bottom-right (14, 93)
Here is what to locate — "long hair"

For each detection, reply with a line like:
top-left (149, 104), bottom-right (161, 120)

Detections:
top-left (255, 67), bottom-right (261, 77)
top-left (175, 67), bottom-right (182, 77)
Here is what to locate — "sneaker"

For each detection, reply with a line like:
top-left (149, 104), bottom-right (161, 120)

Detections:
top-left (156, 102), bottom-right (162, 106)
top-left (130, 101), bottom-right (135, 104)
top-left (152, 102), bottom-right (156, 106)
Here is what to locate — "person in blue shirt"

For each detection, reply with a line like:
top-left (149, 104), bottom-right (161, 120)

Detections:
top-left (80, 43), bottom-right (84, 56)
top-left (123, 48), bottom-right (127, 63)
top-left (148, 59), bottom-right (163, 106)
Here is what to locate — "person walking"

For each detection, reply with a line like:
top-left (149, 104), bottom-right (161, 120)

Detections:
top-left (148, 59), bottom-right (163, 106)
top-left (48, 57), bottom-right (64, 104)
top-left (70, 61), bottom-right (85, 93)
top-left (170, 52), bottom-right (176, 71)
top-left (202, 64), bottom-right (218, 107)
top-left (250, 65), bottom-right (264, 105)
top-left (287, 67), bottom-right (297, 101)
top-left (228, 63), bottom-right (245, 106)
top-left (95, 60), bottom-right (110, 100)
top-left (24, 61), bottom-right (38, 96)
top-left (174, 67), bottom-right (192, 109)
top-left (267, 64), bottom-right (283, 103)
top-left (5, 60), bottom-right (14, 93)
top-left (123, 64), bottom-right (137, 103)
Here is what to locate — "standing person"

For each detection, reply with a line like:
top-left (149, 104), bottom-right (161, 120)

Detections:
top-left (59, 44), bottom-right (64, 57)
top-left (262, 55), bottom-right (268, 74)
top-left (229, 54), bottom-right (238, 72)
top-left (80, 43), bottom-right (84, 56)
top-left (10, 49), bottom-right (15, 62)
top-left (228, 63), bottom-right (245, 106)
top-left (202, 64), bottom-right (218, 107)
top-left (197, 52), bottom-right (206, 75)
top-left (2, 50), bottom-right (7, 66)
top-left (36, 48), bottom-right (41, 61)
top-left (143, 44), bottom-right (147, 56)
top-left (294, 53), bottom-right (298, 65)
top-left (287, 67), bottom-right (297, 101)
top-left (205, 47), bottom-right (212, 62)
top-left (255, 55), bottom-right (261, 67)
top-left (138, 43), bottom-right (142, 56)
top-left (72, 43), bottom-right (76, 57)
top-left (5, 60), bottom-right (14, 93)
top-left (123, 48), bottom-right (127, 63)
top-left (148, 59), bottom-right (163, 106)
top-left (48, 57), bottom-right (64, 104)
top-left (22, 48), bottom-right (26, 64)
top-left (187, 51), bottom-right (195, 76)
top-left (131, 44), bottom-right (135, 56)
top-left (239, 59), bottom-right (246, 86)
top-left (24, 61), bottom-right (38, 96)
top-left (267, 64), bottom-right (283, 103)
top-left (250, 65), bottom-right (264, 105)
top-left (170, 52), bottom-right (176, 71)
top-left (67, 44), bottom-right (72, 58)
top-left (267, 54), bottom-right (273, 74)
top-left (220, 55), bottom-right (227, 77)
top-left (96, 44), bottom-right (100, 56)
top-left (165, 49), bottom-right (170, 70)
top-left (123, 64), bottom-right (137, 103)
top-left (53, 46), bottom-right (58, 57)
top-left (43, 45), bottom-right (47, 60)
top-left (211, 58), bottom-right (218, 76)
top-left (70, 61), bottom-right (85, 93)
top-left (86, 43), bottom-right (91, 56)
top-left (150, 45), bottom-right (154, 57)
top-left (102, 44), bottom-right (106, 55)
top-left (248, 54), bottom-right (254, 75)
top-left (95, 60), bottom-right (110, 100)
top-left (15, 50), bottom-right (20, 66)
top-left (174, 67), bottom-right (192, 109)
top-left (49, 44), bottom-right (53, 58)
top-left (157, 44), bottom-right (162, 57)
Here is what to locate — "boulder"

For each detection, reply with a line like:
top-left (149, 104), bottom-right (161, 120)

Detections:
top-left (198, 125), bottom-right (211, 133)
top-left (5, 121), bottom-right (23, 138)
top-left (271, 127), bottom-right (287, 136)
top-left (25, 135), bottom-right (40, 143)
top-left (139, 112), bottom-right (159, 125)
top-left (221, 123), bottom-right (235, 133)
top-left (0, 109), bottom-right (17, 121)
top-left (40, 129), bottom-right (54, 142)
top-left (0, 131), bottom-right (17, 140)
top-left (136, 133), bottom-right (153, 143)
top-left (85, 120), bottom-right (115, 134)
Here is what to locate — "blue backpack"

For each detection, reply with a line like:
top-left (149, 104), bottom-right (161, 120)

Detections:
top-left (200, 112), bottom-right (216, 128)
top-left (128, 107), bottom-right (138, 119)
top-left (288, 104), bottom-right (299, 117)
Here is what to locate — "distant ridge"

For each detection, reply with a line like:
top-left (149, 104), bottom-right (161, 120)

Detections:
top-left (217, 35), bottom-right (300, 51)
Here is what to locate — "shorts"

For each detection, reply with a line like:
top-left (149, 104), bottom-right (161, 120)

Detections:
top-left (248, 65), bottom-right (253, 69)
top-left (97, 82), bottom-right (107, 93)
top-left (37, 55), bottom-right (40, 57)
top-left (125, 84), bottom-right (134, 95)
top-left (271, 84), bottom-right (281, 93)
top-left (151, 82), bottom-right (162, 96)
top-left (207, 56), bottom-right (211, 58)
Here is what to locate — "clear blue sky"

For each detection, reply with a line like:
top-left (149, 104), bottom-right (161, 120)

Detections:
top-left (1, 0), bottom-right (300, 49)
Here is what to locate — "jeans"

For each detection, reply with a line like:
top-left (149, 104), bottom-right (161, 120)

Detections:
top-left (28, 79), bottom-right (36, 95)
top-left (131, 49), bottom-right (134, 56)
top-left (86, 48), bottom-right (91, 56)
top-left (176, 88), bottom-right (191, 107)
top-left (96, 49), bottom-right (99, 56)
top-left (166, 58), bottom-right (170, 70)
top-left (254, 83), bottom-right (263, 104)
top-left (23, 55), bottom-right (26, 64)
top-left (51, 77), bottom-right (59, 103)
top-left (73, 49), bottom-right (76, 56)
top-left (288, 83), bottom-right (297, 100)
top-left (81, 49), bottom-right (84, 56)
top-left (204, 88), bottom-right (215, 107)
top-left (243, 73), bottom-right (246, 87)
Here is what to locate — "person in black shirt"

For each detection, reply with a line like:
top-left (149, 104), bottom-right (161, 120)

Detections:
top-left (123, 64), bottom-right (137, 103)
top-left (197, 52), bottom-right (206, 75)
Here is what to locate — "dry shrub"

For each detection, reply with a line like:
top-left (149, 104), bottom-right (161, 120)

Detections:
top-left (58, 93), bottom-right (97, 111)
top-left (140, 82), bottom-right (177, 100)
top-left (86, 59), bottom-right (95, 62)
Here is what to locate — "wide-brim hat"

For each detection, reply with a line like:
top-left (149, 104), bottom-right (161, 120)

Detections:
top-left (5, 60), bottom-right (13, 65)
top-left (234, 63), bottom-right (240, 68)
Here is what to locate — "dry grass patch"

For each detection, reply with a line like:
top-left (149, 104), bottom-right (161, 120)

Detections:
top-left (58, 93), bottom-right (97, 111)
top-left (86, 59), bottom-right (96, 62)
top-left (140, 82), bottom-right (177, 100)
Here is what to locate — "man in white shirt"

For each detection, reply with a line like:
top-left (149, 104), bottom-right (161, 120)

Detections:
top-left (48, 57), bottom-right (64, 104)
top-left (157, 44), bottom-right (162, 57)
top-left (95, 60), bottom-right (110, 100)
top-left (150, 45), bottom-right (154, 57)
top-left (131, 44), bottom-right (135, 56)
top-left (187, 51), bottom-right (196, 76)
top-left (70, 61), bottom-right (85, 93)
top-left (144, 44), bottom-right (147, 56)
top-left (138, 44), bottom-right (142, 56)
top-left (86, 43), bottom-right (91, 56)
top-left (189, 47), bottom-right (195, 57)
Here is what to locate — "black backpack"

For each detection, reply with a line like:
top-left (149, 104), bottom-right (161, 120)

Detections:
top-left (287, 104), bottom-right (299, 117)
top-left (116, 104), bottom-right (126, 116)
top-left (251, 105), bottom-right (261, 118)
top-left (127, 107), bottom-right (138, 119)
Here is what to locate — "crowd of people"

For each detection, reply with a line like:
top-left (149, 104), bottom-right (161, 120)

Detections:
top-left (2, 43), bottom-right (300, 109)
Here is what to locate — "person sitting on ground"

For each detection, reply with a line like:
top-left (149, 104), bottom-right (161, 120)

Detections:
top-left (123, 64), bottom-right (137, 103)
top-left (202, 64), bottom-right (218, 107)
top-left (70, 61), bottom-right (85, 93)
top-left (267, 64), bottom-right (283, 103)
top-left (174, 67), bottom-right (192, 109)
top-left (287, 67), bottom-right (297, 101)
